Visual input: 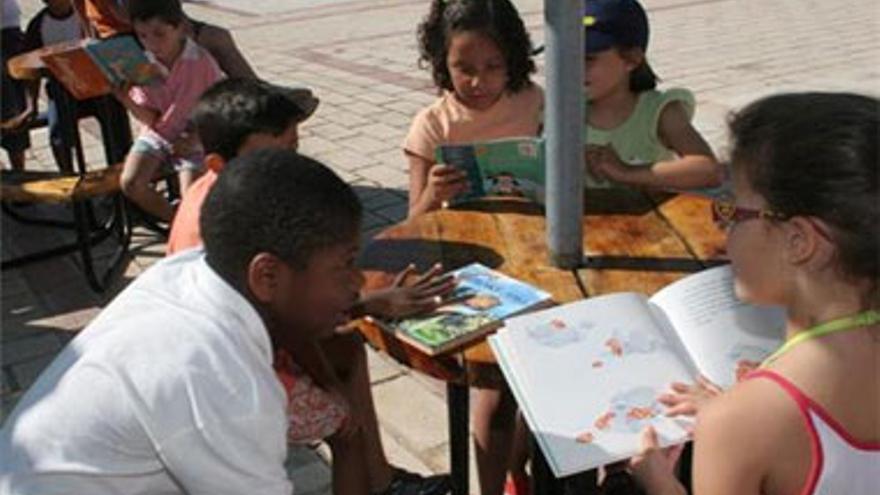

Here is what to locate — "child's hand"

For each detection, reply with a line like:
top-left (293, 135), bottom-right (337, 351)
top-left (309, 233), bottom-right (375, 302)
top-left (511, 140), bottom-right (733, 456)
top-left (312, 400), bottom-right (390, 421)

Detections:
top-left (360, 263), bottom-right (457, 319)
top-left (425, 164), bottom-right (469, 208)
top-left (629, 426), bottom-right (687, 495)
top-left (110, 82), bottom-right (133, 104)
top-left (658, 375), bottom-right (723, 417)
top-left (585, 144), bottom-right (629, 183)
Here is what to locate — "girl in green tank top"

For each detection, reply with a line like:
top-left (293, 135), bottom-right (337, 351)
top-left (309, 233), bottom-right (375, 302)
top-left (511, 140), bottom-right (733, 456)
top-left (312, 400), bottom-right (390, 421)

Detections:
top-left (581, 0), bottom-right (722, 191)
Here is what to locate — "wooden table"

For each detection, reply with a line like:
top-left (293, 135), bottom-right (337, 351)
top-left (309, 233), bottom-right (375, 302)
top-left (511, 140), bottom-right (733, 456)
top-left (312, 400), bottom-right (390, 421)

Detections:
top-left (357, 191), bottom-right (725, 494)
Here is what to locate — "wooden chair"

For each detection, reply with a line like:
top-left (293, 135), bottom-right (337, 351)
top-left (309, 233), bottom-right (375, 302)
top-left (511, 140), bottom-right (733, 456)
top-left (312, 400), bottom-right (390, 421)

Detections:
top-left (1, 164), bottom-right (132, 292)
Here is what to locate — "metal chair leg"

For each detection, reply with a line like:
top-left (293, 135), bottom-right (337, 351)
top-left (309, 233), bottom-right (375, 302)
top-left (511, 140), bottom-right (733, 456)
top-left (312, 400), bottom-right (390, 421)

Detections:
top-left (447, 382), bottom-right (470, 495)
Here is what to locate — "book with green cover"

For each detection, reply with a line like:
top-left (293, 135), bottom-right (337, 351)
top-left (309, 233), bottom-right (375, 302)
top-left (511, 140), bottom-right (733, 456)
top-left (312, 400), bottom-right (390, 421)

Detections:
top-left (40, 35), bottom-right (162, 101)
top-left (436, 137), bottom-right (547, 203)
top-left (436, 136), bottom-right (629, 203)
top-left (379, 263), bottom-right (553, 356)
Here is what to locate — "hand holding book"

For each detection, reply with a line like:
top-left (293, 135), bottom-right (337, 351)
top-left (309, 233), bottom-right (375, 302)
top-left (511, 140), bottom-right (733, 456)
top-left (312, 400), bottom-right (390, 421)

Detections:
top-left (425, 164), bottom-right (469, 210)
top-left (657, 375), bottom-right (724, 417)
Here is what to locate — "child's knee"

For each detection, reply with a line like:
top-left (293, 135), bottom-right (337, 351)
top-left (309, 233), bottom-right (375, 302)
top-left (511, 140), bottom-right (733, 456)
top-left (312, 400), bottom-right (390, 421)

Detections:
top-left (120, 159), bottom-right (153, 195)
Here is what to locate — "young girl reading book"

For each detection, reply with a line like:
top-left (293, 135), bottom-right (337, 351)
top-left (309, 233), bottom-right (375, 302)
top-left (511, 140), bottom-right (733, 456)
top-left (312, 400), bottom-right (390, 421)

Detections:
top-left (404, 0), bottom-right (542, 219)
top-left (631, 92), bottom-right (880, 494)
top-left (404, 2), bottom-right (541, 492)
top-left (581, 0), bottom-right (722, 191)
top-left (114, 0), bottom-right (223, 222)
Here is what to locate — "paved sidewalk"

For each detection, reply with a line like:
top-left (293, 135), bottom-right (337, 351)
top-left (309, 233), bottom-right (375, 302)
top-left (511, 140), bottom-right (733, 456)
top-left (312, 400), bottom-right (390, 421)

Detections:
top-left (2, 1), bottom-right (878, 493)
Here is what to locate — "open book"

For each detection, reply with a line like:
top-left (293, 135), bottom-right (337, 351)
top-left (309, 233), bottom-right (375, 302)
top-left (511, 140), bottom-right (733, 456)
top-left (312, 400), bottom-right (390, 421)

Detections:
top-left (488, 265), bottom-right (785, 477)
top-left (376, 263), bottom-right (552, 356)
top-left (436, 137), bottom-right (546, 203)
top-left (40, 36), bottom-right (162, 100)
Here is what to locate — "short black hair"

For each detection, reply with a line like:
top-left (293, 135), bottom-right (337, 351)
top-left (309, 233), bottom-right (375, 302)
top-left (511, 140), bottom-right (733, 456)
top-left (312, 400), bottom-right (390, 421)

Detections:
top-left (201, 149), bottom-right (363, 291)
top-left (729, 92), bottom-right (880, 302)
top-left (629, 59), bottom-right (658, 92)
top-left (128, 0), bottom-right (186, 26)
top-left (191, 78), bottom-right (306, 161)
top-left (418, 0), bottom-right (536, 93)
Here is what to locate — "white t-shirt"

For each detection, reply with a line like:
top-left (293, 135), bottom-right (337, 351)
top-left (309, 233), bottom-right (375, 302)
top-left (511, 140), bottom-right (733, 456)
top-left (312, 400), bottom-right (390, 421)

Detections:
top-left (2, 0), bottom-right (20, 29)
top-left (0, 250), bottom-right (294, 495)
top-left (40, 10), bottom-right (81, 46)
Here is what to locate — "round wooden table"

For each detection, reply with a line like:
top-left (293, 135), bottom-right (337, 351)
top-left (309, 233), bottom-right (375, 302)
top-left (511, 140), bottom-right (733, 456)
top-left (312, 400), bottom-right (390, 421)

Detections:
top-left (356, 192), bottom-right (725, 494)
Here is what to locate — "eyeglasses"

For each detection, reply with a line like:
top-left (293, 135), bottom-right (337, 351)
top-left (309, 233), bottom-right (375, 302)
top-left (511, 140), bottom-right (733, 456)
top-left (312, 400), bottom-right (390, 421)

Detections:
top-left (711, 199), bottom-right (788, 229)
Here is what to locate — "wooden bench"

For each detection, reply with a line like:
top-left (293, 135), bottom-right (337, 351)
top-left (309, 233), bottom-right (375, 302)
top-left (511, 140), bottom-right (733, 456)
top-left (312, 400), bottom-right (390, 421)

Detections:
top-left (1, 164), bottom-right (131, 292)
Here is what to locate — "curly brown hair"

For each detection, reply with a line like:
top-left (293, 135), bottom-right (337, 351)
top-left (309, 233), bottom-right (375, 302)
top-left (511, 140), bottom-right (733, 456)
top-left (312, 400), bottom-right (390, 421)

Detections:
top-left (417, 0), bottom-right (536, 94)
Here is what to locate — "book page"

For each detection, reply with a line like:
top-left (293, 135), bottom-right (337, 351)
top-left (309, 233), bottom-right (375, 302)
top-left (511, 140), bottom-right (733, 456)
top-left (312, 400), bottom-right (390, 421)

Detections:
top-left (493, 293), bottom-right (693, 477)
top-left (650, 265), bottom-right (785, 388)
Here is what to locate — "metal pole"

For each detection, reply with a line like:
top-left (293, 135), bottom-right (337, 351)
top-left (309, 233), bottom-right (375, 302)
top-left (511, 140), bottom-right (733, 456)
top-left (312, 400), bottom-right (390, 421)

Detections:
top-left (544, 0), bottom-right (585, 268)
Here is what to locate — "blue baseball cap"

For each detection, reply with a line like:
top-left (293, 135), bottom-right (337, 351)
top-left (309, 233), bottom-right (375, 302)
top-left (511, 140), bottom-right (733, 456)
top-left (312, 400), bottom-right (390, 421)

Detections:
top-left (583, 0), bottom-right (650, 54)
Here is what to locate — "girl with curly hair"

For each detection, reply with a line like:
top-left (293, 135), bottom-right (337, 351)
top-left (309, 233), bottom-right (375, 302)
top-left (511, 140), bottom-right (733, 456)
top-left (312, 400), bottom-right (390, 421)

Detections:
top-left (404, 0), bottom-right (541, 220)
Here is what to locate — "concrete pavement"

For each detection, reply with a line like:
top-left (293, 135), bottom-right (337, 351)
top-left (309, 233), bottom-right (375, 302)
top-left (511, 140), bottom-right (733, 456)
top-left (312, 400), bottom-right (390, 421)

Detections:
top-left (2, 0), bottom-right (878, 493)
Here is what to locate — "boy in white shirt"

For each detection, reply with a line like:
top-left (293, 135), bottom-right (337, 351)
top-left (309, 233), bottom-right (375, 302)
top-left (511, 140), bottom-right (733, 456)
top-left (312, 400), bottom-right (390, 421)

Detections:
top-left (0, 149), bottom-right (375, 494)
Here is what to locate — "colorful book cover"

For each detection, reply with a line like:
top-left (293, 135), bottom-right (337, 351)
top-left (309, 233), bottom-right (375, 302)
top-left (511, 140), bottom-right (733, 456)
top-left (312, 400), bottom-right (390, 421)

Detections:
top-left (387, 263), bottom-right (553, 355)
top-left (84, 35), bottom-right (162, 87)
top-left (40, 36), bottom-right (160, 100)
top-left (39, 40), bottom-right (111, 100)
top-left (436, 137), bottom-right (546, 203)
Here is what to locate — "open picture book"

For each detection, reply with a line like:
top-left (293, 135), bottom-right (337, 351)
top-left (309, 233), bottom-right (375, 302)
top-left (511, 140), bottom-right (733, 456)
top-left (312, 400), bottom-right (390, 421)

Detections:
top-left (375, 263), bottom-right (553, 356)
top-left (488, 264), bottom-right (785, 477)
top-left (40, 35), bottom-right (162, 100)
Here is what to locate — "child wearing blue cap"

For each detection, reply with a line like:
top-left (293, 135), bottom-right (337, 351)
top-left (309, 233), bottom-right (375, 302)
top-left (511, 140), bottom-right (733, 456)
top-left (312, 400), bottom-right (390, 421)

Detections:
top-left (582, 0), bottom-right (723, 190)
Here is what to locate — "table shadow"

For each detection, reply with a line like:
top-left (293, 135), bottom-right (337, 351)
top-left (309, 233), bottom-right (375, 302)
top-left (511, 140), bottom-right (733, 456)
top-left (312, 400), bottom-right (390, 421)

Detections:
top-left (358, 238), bottom-right (504, 274)
top-left (448, 189), bottom-right (674, 216)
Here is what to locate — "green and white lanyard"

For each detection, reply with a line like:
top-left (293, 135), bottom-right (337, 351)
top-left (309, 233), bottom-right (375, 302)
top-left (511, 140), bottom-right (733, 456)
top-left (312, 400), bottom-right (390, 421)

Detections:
top-left (762, 310), bottom-right (880, 366)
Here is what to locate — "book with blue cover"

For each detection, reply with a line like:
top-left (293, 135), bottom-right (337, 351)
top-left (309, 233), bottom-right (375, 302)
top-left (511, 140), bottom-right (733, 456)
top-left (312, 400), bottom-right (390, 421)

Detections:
top-left (381, 263), bottom-right (553, 355)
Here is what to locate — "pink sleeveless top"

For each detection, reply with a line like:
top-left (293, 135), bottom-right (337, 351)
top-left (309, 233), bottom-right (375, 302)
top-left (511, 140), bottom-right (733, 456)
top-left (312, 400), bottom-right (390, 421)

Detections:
top-left (747, 370), bottom-right (880, 495)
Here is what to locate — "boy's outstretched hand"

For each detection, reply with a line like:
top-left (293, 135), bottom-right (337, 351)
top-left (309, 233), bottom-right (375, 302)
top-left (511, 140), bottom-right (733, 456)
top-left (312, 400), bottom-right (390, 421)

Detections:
top-left (356, 263), bottom-right (457, 320)
top-left (659, 375), bottom-right (723, 417)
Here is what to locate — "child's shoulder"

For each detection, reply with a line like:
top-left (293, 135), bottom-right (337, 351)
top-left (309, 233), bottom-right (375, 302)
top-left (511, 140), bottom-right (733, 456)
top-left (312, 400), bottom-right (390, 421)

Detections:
top-left (180, 37), bottom-right (213, 63)
top-left (697, 371), bottom-right (803, 449)
top-left (638, 87), bottom-right (694, 113)
top-left (508, 81), bottom-right (544, 107)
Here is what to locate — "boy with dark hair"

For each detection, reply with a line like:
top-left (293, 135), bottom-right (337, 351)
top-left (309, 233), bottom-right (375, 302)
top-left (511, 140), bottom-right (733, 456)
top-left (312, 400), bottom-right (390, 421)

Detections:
top-left (168, 78), bottom-right (454, 495)
top-left (115, 0), bottom-right (224, 221)
top-left (166, 77), bottom-right (314, 253)
top-left (72, 0), bottom-right (256, 78)
top-left (0, 150), bottom-right (364, 493)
